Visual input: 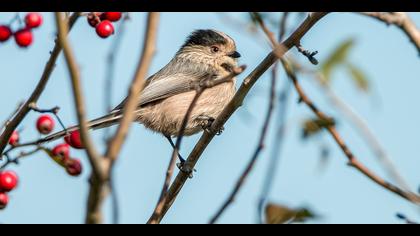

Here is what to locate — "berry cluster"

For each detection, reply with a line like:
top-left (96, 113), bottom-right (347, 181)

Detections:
top-left (0, 170), bottom-right (18, 209)
top-left (87, 12), bottom-right (122, 38)
top-left (0, 13), bottom-right (43, 48)
top-left (7, 113), bottom-right (84, 180)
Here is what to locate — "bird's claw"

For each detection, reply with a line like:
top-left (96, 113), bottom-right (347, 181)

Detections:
top-left (199, 116), bottom-right (224, 136)
top-left (176, 161), bottom-right (196, 179)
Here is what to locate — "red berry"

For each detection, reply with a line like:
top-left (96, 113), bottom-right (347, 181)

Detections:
top-left (36, 115), bottom-right (55, 135)
top-left (65, 158), bottom-right (82, 176)
top-left (0, 25), bottom-right (12, 42)
top-left (14, 28), bottom-right (33, 48)
top-left (8, 131), bottom-right (19, 146)
top-left (0, 171), bottom-right (18, 192)
top-left (87, 12), bottom-right (102, 28)
top-left (25, 13), bottom-right (43, 29)
top-left (52, 143), bottom-right (70, 159)
top-left (64, 130), bottom-right (84, 149)
top-left (103, 12), bottom-right (122, 22)
top-left (0, 192), bottom-right (9, 209)
top-left (95, 20), bottom-right (114, 38)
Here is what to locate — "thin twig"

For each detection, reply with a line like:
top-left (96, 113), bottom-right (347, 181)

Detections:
top-left (281, 58), bottom-right (420, 204)
top-left (148, 12), bottom-right (328, 224)
top-left (103, 13), bottom-right (130, 225)
top-left (0, 147), bottom-right (42, 170)
top-left (1, 102), bottom-right (24, 133)
top-left (103, 13), bottom-right (130, 142)
top-left (0, 13), bottom-right (80, 158)
top-left (257, 12), bottom-right (292, 224)
top-left (309, 71), bottom-right (411, 191)
top-left (148, 66), bottom-right (246, 224)
top-left (55, 12), bottom-right (107, 225)
top-left (55, 12), bottom-right (104, 178)
top-left (359, 12), bottom-right (420, 55)
top-left (209, 65), bottom-right (276, 224)
top-left (83, 12), bottom-right (159, 225)
top-left (257, 11), bottom-right (420, 207)
top-left (104, 12), bottom-right (159, 163)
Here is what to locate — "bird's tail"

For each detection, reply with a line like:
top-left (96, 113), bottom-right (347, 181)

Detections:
top-left (38, 111), bottom-right (124, 144)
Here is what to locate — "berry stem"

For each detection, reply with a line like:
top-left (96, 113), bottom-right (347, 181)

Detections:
top-left (29, 103), bottom-right (68, 132)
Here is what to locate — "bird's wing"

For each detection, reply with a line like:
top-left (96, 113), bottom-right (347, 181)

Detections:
top-left (113, 69), bottom-right (213, 111)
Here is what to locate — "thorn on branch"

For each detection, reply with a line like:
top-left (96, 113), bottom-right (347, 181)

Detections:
top-left (296, 43), bottom-right (319, 65)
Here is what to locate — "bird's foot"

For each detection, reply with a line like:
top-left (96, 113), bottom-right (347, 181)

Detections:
top-left (197, 116), bottom-right (224, 136)
top-left (176, 161), bottom-right (196, 179)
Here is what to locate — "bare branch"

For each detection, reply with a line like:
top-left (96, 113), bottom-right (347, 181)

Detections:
top-left (1, 102), bottom-right (24, 133)
top-left (257, 12), bottom-right (292, 224)
top-left (0, 147), bottom-right (42, 170)
top-left (308, 70), bottom-right (411, 191)
top-left (55, 12), bottom-right (107, 224)
top-left (148, 12), bottom-right (328, 224)
top-left (104, 12), bottom-right (160, 163)
top-left (359, 12), bottom-right (420, 55)
top-left (256, 12), bottom-right (420, 206)
top-left (148, 66), bottom-right (246, 224)
top-left (209, 65), bottom-right (276, 224)
top-left (54, 12), bottom-right (104, 178)
top-left (281, 59), bottom-right (420, 204)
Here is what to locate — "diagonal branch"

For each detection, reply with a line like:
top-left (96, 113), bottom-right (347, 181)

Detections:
top-left (359, 12), bottom-right (420, 55)
top-left (0, 13), bottom-right (80, 158)
top-left (104, 12), bottom-right (159, 163)
top-left (149, 12), bottom-right (328, 224)
top-left (84, 12), bottom-right (159, 224)
top-left (148, 66), bottom-right (246, 224)
top-left (281, 59), bottom-right (420, 204)
top-left (256, 11), bottom-right (420, 208)
top-left (55, 12), bottom-right (104, 179)
top-left (308, 71), bottom-right (411, 191)
top-left (209, 65), bottom-right (276, 224)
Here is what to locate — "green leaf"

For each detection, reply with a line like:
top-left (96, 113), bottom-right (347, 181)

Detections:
top-left (346, 63), bottom-right (369, 92)
top-left (265, 203), bottom-right (317, 224)
top-left (302, 117), bottom-right (336, 139)
top-left (321, 39), bottom-right (356, 82)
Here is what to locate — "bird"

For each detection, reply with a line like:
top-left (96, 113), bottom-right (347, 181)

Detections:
top-left (40, 29), bottom-right (241, 164)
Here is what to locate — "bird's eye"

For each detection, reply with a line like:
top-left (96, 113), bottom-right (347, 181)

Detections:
top-left (211, 46), bottom-right (219, 53)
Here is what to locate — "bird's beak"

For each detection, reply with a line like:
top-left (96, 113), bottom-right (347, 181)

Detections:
top-left (228, 51), bottom-right (241, 58)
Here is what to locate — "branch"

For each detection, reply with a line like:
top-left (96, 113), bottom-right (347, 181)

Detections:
top-left (309, 71), bottom-right (411, 191)
top-left (257, 12), bottom-right (292, 224)
top-left (55, 12), bottom-right (104, 178)
top-left (1, 102), bottom-right (24, 133)
top-left (149, 12), bottom-right (328, 224)
top-left (83, 12), bottom-right (159, 224)
top-left (359, 12), bottom-right (420, 55)
top-left (0, 147), bottom-right (42, 170)
top-left (0, 12), bottom-right (80, 158)
top-left (55, 12), bottom-right (107, 224)
top-left (103, 13), bottom-right (131, 225)
top-left (148, 66), bottom-right (246, 224)
top-left (104, 12), bottom-right (159, 163)
top-left (281, 59), bottom-right (420, 204)
top-left (257, 11), bottom-right (420, 208)
top-left (209, 65), bottom-right (276, 224)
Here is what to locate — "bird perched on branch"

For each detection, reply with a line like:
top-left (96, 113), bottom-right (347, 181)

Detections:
top-left (40, 29), bottom-right (241, 163)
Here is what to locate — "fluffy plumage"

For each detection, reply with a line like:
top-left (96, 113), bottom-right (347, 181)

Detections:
top-left (41, 29), bottom-right (240, 143)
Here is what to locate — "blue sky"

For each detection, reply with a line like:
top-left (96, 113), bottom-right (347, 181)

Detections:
top-left (0, 12), bottom-right (419, 224)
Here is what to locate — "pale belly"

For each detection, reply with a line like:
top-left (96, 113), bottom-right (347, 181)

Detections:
top-left (136, 80), bottom-right (236, 137)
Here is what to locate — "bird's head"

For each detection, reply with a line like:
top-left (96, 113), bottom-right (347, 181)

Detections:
top-left (178, 29), bottom-right (240, 73)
